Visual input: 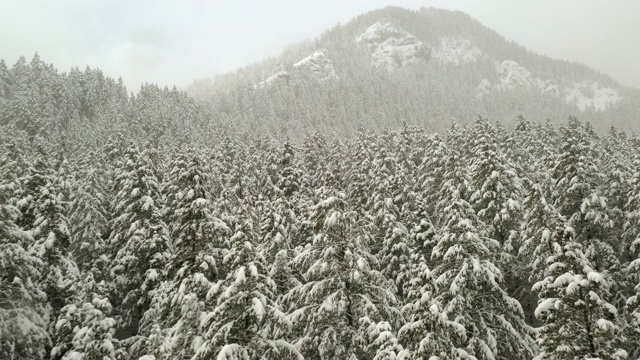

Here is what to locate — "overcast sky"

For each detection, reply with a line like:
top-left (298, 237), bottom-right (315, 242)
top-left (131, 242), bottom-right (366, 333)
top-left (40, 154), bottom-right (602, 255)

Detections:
top-left (2, 0), bottom-right (638, 91)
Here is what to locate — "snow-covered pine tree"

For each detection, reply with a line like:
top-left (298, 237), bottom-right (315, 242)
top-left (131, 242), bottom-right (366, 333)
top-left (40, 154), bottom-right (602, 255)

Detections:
top-left (415, 134), bottom-right (448, 220)
top-left (404, 216), bottom-right (436, 305)
top-left (347, 128), bottom-right (376, 211)
top-left (552, 117), bottom-right (612, 249)
top-left (367, 321), bottom-right (404, 360)
top-left (533, 216), bottom-right (627, 360)
top-left (51, 271), bottom-right (122, 360)
top-left (0, 182), bottom-right (50, 359)
top-left (624, 155), bottom-right (640, 264)
top-left (285, 191), bottom-right (401, 360)
top-left (276, 141), bottom-right (301, 198)
top-left (510, 115), bottom-right (537, 176)
top-left (469, 116), bottom-right (522, 251)
top-left (141, 149), bottom-right (229, 360)
top-left (368, 144), bottom-right (412, 300)
top-left (67, 152), bottom-right (109, 277)
top-left (398, 255), bottom-right (475, 360)
top-left (0, 141), bottom-right (28, 204)
top-left (300, 130), bottom-right (330, 194)
top-left (22, 150), bottom-right (82, 356)
top-left (428, 147), bottom-right (536, 359)
top-left (601, 143), bottom-right (631, 259)
top-left (551, 117), bottom-right (624, 312)
top-left (624, 197), bottom-right (640, 357)
top-left (194, 213), bottom-right (300, 360)
top-left (258, 194), bottom-right (300, 298)
top-left (518, 178), bottom-right (559, 324)
top-left (107, 144), bottom-right (172, 346)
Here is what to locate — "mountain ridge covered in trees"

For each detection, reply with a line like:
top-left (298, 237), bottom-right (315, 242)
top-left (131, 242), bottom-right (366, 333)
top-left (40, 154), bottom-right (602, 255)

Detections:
top-left (188, 6), bottom-right (640, 136)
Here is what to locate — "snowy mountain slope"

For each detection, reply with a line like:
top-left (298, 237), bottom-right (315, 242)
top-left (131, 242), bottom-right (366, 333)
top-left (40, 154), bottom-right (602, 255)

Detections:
top-left (355, 21), bottom-right (430, 71)
top-left (189, 6), bottom-right (640, 133)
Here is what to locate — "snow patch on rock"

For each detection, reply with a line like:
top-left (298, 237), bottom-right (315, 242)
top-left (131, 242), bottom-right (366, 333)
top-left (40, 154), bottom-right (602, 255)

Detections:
top-left (497, 60), bottom-right (545, 91)
top-left (255, 71), bottom-right (290, 89)
top-left (479, 60), bottom-right (620, 112)
top-left (432, 38), bottom-right (481, 65)
top-left (356, 21), bottom-right (430, 71)
top-left (293, 49), bottom-right (337, 81)
top-left (477, 79), bottom-right (492, 96)
top-left (478, 60), bottom-right (550, 96)
top-left (255, 49), bottom-right (336, 88)
top-left (565, 81), bottom-right (620, 111)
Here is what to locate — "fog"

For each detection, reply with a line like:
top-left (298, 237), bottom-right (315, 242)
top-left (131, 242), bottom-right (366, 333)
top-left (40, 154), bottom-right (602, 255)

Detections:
top-left (2, 0), bottom-right (638, 90)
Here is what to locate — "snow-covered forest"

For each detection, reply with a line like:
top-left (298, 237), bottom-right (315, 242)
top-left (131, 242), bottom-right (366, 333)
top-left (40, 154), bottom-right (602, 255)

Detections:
top-left (3, 100), bottom-right (640, 359)
top-left (3, 5), bottom-right (640, 360)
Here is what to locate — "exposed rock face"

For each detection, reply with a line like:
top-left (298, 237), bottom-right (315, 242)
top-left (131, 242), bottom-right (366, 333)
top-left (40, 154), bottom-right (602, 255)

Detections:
top-left (356, 21), bottom-right (430, 71)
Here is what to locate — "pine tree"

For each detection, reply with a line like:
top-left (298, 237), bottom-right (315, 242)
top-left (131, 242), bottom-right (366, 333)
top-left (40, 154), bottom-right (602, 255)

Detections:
top-left (258, 195), bottom-right (300, 297)
top-left (469, 116), bottom-right (522, 250)
top-left (624, 155), bottom-right (640, 264)
top-left (427, 147), bottom-right (536, 359)
top-left (285, 192), bottom-right (401, 360)
top-left (108, 144), bottom-right (171, 344)
top-left (142, 150), bottom-right (230, 360)
top-left (51, 272), bottom-right (122, 360)
top-left (67, 154), bottom-right (109, 277)
top-left (276, 141), bottom-right (301, 197)
top-left (368, 145), bottom-right (412, 300)
top-left (0, 183), bottom-right (50, 359)
top-left (518, 179), bottom-right (559, 324)
top-left (624, 219), bottom-right (640, 357)
top-left (194, 214), bottom-right (300, 359)
top-left (367, 321), bottom-right (404, 360)
top-left (398, 258), bottom-right (475, 360)
top-left (24, 151), bottom-right (81, 355)
top-left (533, 216), bottom-right (626, 360)
top-left (552, 117), bottom-right (612, 250)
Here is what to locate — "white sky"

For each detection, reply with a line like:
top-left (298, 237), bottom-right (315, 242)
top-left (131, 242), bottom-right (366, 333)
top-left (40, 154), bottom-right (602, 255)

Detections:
top-left (1, 0), bottom-right (638, 91)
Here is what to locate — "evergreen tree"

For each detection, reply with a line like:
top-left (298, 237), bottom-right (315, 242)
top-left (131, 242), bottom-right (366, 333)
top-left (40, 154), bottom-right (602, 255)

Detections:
top-left (469, 116), bottom-right (522, 249)
top-left (398, 258), bottom-right (475, 360)
top-left (285, 192), bottom-right (401, 360)
top-left (24, 151), bottom-right (81, 356)
top-left (533, 216), bottom-right (626, 360)
top-left (0, 184), bottom-right (50, 359)
top-left (427, 147), bottom-right (535, 359)
top-left (142, 150), bottom-right (229, 360)
top-left (67, 155), bottom-right (109, 277)
top-left (108, 144), bottom-right (171, 343)
top-left (368, 145), bottom-right (412, 299)
top-left (51, 272), bottom-right (122, 360)
top-left (194, 215), bottom-right (300, 359)
top-left (258, 195), bottom-right (300, 297)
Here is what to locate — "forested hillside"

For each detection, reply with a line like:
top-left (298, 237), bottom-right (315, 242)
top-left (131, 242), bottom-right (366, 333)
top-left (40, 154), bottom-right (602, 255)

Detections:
top-left (0, 54), bottom-right (223, 153)
top-left (188, 6), bottom-right (640, 136)
top-left (3, 114), bottom-right (640, 359)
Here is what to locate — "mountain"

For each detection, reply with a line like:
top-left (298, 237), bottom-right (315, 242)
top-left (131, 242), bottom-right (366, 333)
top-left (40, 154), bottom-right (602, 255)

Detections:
top-left (188, 6), bottom-right (640, 136)
top-left (1, 6), bottom-right (639, 147)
